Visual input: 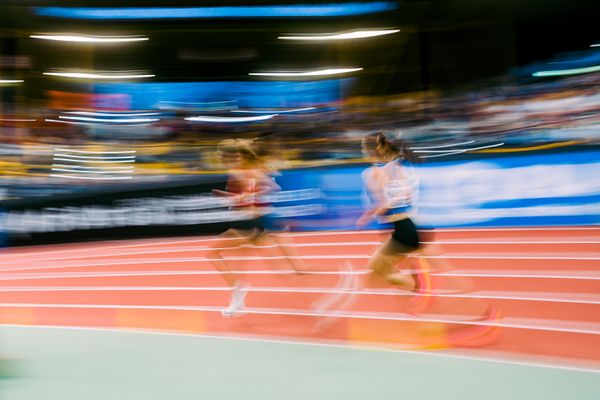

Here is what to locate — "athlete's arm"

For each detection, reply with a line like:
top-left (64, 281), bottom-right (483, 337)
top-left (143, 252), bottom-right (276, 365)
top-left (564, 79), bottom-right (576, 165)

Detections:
top-left (255, 170), bottom-right (281, 194)
top-left (212, 189), bottom-right (235, 197)
top-left (357, 167), bottom-right (387, 227)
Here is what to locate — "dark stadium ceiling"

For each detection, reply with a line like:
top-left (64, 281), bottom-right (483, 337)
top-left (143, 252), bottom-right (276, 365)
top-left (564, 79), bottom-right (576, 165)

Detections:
top-left (0, 0), bottom-right (597, 95)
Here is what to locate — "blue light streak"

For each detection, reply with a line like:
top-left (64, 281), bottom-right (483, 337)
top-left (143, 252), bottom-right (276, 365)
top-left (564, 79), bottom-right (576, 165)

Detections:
top-left (35, 2), bottom-right (397, 20)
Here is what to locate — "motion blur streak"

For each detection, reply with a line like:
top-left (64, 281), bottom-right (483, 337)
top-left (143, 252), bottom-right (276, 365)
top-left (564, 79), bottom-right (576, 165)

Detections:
top-left (30, 34), bottom-right (149, 43)
top-left (43, 72), bottom-right (155, 79)
top-left (533, 64), bottom-right (600, 77)
top-left (58, 116), bottom-right (159, 124)
top-left (34, 2), bottom-right (398, 19)
top-left (249, 67), bottom-right (363, 76)
top-left (184, 115), bottom-right (277, 122)
top-left (278, 29), bottom-right (399, 40)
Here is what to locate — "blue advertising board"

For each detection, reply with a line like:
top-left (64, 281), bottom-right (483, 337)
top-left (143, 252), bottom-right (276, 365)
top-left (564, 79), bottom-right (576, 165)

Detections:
top-left (1, 149), bottom-right (598, 246)
top-left (94, 79), bottom-right (352, 110)
top-left (273, 149), bottom-right (600, 229)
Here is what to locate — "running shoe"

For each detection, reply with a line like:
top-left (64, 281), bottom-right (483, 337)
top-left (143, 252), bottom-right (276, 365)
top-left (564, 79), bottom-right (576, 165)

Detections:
top-left (221, 281), bottom-right (249, 318)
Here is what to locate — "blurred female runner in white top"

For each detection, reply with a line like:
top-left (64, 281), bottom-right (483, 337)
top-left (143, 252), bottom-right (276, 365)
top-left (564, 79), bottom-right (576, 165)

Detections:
top-left (357, 132), bottom-right (428, 293)
top-left (358, 132), bottom-right (501, 333)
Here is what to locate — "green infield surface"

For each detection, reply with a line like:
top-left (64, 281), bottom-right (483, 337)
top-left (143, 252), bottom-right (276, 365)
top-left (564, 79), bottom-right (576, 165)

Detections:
top-left (1, 326), bottom-right (599, 400)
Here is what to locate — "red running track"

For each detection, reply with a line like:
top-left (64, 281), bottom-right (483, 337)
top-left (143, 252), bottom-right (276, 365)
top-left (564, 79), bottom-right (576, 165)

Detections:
top-left (1, 227), bottom-right (599, 366)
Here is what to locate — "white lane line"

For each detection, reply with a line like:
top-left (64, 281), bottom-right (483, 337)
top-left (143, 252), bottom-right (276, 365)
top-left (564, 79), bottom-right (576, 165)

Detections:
top-left (0, 255), bottom-right (373, 273)
top-left (0, 242), bottom-right (382, 265)
top-left (435, 271), bottom-right (600, 280)
top-left (1, 226), bottom-right (597, 259)
top-left (17, 226), bottom-right (600, 254)
top-left (1, 252), bottom-right (600, 274)
top-left (0, 270), bottom-right (370, 280)
top-left (416, 255), bottom-right (600, 260)
top-left (1, 286), bottom-right (599, 305)
top-left (1, 269), bottom-right (599, 281)
top-left (2, 240), bottom-right (598, 267)
top-left (0, 286), bottom-right (229, 292)
top-left (0, 236), bottom-right (263, 259)
top-left (4, 231), bottom-right (378, 256)
top-left (3, 324), bottom-right (599, 374)
top-left (423, 241), bottom-right (600, 245)
top-left (1, 303), bottom-right (599, 335)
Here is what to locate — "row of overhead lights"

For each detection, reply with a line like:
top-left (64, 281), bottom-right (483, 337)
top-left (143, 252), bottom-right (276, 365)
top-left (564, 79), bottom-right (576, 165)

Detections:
top-left (15, 30), bottom-right (401, 81)
top-left (30, 30), bottom-right (398, 44)
top-left (4, 32), bottom-right (598, 82)
top-left (31, 31), bottom-right (600, 78)
top-left (8, 30), bottom-right (397, 126)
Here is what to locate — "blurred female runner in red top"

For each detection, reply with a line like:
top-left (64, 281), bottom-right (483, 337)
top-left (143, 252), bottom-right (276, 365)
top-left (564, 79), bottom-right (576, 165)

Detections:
top-left (207, 138), bottom-right (304, 317)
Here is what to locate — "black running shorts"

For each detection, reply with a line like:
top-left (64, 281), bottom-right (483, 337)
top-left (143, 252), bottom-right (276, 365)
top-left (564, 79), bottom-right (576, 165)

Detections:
top-left (390, 218), bottom-right (420, 250)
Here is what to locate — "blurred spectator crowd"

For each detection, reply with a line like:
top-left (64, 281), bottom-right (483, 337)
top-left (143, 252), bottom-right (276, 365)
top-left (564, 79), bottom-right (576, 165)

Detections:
top-left (0, 70), bottom-right (598, 200)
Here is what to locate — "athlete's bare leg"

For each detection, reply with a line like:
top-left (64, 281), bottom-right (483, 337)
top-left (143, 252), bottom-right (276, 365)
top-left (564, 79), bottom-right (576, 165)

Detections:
top-left (259, 232), bottom-right (307, 273)
top-left (206, 228), bottom-right (259, 317)
top-left (368, 239), bottom-right (416, 291)
top-left (206, 229), bottom-right (253, 287)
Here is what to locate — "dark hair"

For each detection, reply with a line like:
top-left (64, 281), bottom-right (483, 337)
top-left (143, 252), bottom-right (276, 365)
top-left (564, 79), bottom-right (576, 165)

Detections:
top-left (363, 131), bottom-right (419, 163)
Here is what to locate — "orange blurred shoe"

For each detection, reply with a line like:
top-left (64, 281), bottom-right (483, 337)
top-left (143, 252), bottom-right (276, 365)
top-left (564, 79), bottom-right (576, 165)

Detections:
top-left (447, 306), bottom-right (503, 348)
top-left (407, 258), bottom-right (435, 314)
